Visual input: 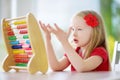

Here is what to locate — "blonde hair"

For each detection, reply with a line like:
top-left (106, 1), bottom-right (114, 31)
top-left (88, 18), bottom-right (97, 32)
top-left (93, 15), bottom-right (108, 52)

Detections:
top-left (75, 10), bottom-right (109, 59)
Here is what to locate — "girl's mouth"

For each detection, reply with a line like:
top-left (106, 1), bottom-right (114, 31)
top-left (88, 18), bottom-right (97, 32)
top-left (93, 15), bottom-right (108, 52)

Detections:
top-left (73, 39), bottom-right (79, 44)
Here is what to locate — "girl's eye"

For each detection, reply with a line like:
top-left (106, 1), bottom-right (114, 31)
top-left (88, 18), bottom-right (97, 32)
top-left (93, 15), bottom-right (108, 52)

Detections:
top-left (78, 28), bottom-right (82, 31)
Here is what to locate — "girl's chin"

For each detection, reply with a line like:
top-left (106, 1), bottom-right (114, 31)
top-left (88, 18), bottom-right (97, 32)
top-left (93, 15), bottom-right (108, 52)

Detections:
top-left (74, 43), bottom-right (86, 48)
top-left (73, 44), bottom-right (80, 47)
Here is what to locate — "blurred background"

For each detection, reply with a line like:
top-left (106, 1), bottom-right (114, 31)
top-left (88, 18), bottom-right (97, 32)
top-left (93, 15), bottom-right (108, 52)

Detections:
top-left (0, 0), bottom-right (120, 71)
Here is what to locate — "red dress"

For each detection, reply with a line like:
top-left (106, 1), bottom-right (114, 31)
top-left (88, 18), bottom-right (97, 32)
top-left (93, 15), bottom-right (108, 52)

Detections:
top-left (65, 47), bottom-right (110, 71)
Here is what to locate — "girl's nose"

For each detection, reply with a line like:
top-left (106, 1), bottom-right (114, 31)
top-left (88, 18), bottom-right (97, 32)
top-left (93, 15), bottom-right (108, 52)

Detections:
top-left (73, 30), bottom-right (77, 37)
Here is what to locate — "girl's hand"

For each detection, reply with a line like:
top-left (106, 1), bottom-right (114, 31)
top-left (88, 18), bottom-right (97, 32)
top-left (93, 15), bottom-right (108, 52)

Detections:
top-left (39, 21), bottom-right (51, 40)
top-left (49, 23), bottom-right (71, 44)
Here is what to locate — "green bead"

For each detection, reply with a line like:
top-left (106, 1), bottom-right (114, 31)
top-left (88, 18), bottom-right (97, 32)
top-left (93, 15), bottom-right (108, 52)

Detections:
top-left (23, 35), bottom-right (29, 39)
top-left (16, 63), bottom-right (27, 67)
top-left (8, 36), bottom-right (16, 40)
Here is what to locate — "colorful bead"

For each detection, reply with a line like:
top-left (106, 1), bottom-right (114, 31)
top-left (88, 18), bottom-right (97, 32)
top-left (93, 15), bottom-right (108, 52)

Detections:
top-left (13, 20), bottom-right (26, 25)
top-left (17, 24), bottom-right (27, 29)
top-left (23, 35), bottom-right (29, 39)
top-left (10, 41), bottom-right (19, 45)
top-left (8, 36), bottom-right (16, 41)
top-left (16, 63), bottom-right (27, 67)
top-left (19, 30), bottom-right (28, 34)
top-left (12, 45), bottom-right (22, 49)
top-left (12, 49), bottom-right (25, 54)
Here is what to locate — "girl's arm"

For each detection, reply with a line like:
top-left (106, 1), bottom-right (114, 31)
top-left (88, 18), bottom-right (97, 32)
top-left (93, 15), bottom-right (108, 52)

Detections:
top-left (39, 21), bottom-right (70, 71)
top-left (45, 38), bottom-right (70, 71)
top-left (61, 41), bottom-right (103, 72)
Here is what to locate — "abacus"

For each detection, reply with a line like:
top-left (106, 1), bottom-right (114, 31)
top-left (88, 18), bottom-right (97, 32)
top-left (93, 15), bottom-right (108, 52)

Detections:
top-left (1, 13), bottom-right (48, 74)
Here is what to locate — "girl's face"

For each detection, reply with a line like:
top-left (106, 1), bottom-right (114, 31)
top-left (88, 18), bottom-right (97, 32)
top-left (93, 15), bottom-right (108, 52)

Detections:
top-left (70, 16), bottom-right (93, 48)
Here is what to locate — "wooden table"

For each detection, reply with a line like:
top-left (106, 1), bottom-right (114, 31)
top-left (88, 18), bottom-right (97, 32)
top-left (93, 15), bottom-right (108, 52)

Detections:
top-left (0, 71), bottom-right (120, 80)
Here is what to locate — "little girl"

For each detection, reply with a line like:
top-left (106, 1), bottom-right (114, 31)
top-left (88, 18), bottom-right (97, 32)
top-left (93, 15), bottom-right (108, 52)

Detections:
top-left (39, 10), bottom-right (111, 72)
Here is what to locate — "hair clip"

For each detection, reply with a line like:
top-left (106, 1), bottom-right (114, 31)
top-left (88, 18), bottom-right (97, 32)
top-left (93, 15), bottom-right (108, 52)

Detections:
top-left (84, 13), bottom-right (99, 28)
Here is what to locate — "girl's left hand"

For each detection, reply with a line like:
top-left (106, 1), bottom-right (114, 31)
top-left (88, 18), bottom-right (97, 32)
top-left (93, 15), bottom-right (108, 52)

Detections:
top-left (49, 23), bottom-right (71, 44)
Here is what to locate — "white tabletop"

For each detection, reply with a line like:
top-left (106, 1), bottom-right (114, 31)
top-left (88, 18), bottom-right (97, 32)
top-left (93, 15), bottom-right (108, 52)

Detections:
top-left (0, 71), bottom-right (120, 80)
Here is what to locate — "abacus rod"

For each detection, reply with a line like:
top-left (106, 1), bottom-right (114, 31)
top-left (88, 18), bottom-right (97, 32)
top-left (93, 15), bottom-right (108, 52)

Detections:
top-left (6, 16), bottom-right (26, 22)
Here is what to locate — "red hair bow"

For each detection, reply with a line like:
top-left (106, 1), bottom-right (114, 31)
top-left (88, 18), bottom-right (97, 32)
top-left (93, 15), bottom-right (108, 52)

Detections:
top-left (84, 13), bottom-right (99, 28)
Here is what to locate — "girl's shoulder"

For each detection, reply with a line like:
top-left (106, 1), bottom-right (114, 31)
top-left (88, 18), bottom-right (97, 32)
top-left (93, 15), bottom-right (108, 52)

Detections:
top-left (92, 47), bottom-right (107, 53)
top-left (91, 47), bottom-right (108, 58)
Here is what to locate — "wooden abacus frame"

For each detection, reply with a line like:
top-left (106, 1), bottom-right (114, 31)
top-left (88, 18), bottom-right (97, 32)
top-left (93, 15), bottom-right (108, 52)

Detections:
top-left (1, 13), bottom-right (48, 74)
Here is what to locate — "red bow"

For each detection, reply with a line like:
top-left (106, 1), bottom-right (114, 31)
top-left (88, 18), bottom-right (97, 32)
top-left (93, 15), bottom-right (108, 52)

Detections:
top-left (84, 13), bottom-right (99, 28)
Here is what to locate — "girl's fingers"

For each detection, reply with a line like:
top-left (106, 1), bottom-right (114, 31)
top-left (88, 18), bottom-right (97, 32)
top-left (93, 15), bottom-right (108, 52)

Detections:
top-left (39, 21), bottom-right (44, 27)
top-left (39, 21), bottom-right (44, 29)
top-left (39, 21), bottom-right (42, 26)
top-left (47, 25), bottom-right (56, 33)
top-left (39, 20), bottom-right (48, 32)
top-left (54, 23), bottom-right (61, 31)
top-left (46, 24), bottom-right (51, 31)
top-left (39, 21), bottom-right (60, 34)
top-left (39, 21), bottom-right (45, 30)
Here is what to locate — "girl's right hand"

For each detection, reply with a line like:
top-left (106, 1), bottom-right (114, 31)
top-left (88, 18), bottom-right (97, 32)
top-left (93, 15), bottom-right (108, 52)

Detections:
top-left (39, 21), bottom-right (51, 40)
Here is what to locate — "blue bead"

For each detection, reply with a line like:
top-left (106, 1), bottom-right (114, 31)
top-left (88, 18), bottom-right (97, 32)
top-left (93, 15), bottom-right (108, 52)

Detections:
top-left (10, 41), bottom-right (19, 45)
top-left (12, 45), bottom-right (22, 49)
top-left (26, 40), bottom-right (30, 44)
